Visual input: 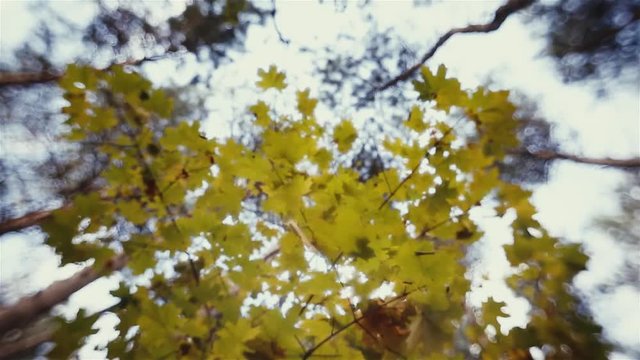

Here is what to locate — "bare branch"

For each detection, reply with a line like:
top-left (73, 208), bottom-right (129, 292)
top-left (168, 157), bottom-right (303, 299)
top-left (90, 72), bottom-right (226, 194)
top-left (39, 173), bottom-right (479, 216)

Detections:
top-left (374, 0), bottom-right (534, 94)
top-left (516, 149), bottom-right (640, 168)
top-left (0, 206), bottom-right (68, 236)
top-left (0, 71), bottom-right (62, 87)
top-left (0, 254), bottom-right (127, 335)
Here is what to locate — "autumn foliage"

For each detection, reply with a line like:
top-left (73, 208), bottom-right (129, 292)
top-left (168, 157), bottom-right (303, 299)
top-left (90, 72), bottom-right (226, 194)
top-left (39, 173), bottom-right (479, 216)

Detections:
top-left (24, 63), bottom-right (609, 359)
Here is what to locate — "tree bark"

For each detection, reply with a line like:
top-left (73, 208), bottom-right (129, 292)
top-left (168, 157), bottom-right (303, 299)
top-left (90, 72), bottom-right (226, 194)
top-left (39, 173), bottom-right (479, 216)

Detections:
top-left (0, 254), bottom-right (127, 336)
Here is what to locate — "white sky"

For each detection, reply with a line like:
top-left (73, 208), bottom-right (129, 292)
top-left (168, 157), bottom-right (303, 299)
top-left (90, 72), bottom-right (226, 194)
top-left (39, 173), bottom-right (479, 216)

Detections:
top-left (1, 0), bottom-right (639, 358)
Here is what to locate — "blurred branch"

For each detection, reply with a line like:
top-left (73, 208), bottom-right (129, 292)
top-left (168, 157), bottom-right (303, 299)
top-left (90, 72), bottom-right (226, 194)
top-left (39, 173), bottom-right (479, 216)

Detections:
top-left (0, 254), bottom-right (127, 336)
top-left (271, 0), bottom-right (290, 45)
top-left (0, 207), bottom-right (65, 236)
top-left (0, 323), bottom-right (55, 360)
top-left (0, 171), bottom-right (101, 236)
top-left (515, 149), bottom-right (640, 168)
top-left (373, 0), bottom-right (534, 94)
top-left (0, 71), bottom-right (61, 87)
top-left (0, 52), bottom-right (181, 88)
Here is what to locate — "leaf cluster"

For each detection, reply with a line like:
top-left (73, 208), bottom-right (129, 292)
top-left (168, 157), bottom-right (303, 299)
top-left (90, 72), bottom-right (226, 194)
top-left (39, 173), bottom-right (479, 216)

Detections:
top-left (41, 64), bottom-right (609, 359)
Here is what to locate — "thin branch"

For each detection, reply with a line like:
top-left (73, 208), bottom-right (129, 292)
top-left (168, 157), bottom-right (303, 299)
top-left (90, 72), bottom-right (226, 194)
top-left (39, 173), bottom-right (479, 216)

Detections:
top-left (270, 0), bottom-right (290, 45)
top-left (373, 0), bottom-right (534, 94)
top-left (515, 149), bottom-right (640, 168)
top-left (0, 254), bottom-right (127, 335)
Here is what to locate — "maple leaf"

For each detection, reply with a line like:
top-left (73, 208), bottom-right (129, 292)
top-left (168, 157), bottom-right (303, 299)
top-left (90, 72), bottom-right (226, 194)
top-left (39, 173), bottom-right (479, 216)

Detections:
top-left (249, 100), bottom-right (272, 127)
top-left (256, 65), bottom-right (287, 91)
top-left (405, 105), bottom-right (428, 132)
top-left (333, 119), bottom-right (357, 153)
top-left (297, 88), bottom-right (318, 117)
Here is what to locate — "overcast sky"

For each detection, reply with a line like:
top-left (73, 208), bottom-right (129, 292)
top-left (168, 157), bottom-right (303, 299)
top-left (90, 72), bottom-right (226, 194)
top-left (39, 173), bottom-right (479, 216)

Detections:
top-left (1, 1), bottom-right (638, 358)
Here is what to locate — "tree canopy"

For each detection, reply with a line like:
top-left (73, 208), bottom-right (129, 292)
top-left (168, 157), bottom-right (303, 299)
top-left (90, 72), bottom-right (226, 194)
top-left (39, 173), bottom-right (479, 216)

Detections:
top-left (0, 63), bottom-right (611, 359)
top-left (1, 1), bottom-right (638, 359)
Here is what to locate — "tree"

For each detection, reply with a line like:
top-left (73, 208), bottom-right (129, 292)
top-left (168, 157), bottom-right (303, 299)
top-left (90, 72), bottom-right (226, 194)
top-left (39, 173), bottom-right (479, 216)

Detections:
top-left (0, 63), bottom-right (611, 359)
top-left (1, 0), bottom-right (638, 358)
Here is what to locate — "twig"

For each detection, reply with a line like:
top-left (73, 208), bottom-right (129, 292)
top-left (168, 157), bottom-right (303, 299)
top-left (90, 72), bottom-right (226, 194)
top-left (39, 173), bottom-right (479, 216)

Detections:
top-left (270, 0), bottom-right (290, 45)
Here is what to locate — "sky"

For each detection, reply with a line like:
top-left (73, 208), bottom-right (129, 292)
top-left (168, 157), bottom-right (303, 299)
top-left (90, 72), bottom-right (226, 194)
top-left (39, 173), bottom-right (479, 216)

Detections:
top-left (0, 0), bottom-right (638, 358)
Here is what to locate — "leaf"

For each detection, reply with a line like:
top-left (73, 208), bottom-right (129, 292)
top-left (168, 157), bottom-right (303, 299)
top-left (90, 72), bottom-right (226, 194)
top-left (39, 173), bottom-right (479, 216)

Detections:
top-left (49, 309), bottom-right (100, 358)
top-left (412, 65), bottom-right (464, 112)
top-left (213, 318), bottom-right (261, 359)
top-left (249, 100), bottom-right (272, 127)
top-left (263, 129), bottom-right (315, 164)
top-left (297, 88), bottom-right (318, 117)
top-left (482, 297), bottom-right (508, 329)
top-left (118, 200), bottom-right (148, 225)
top-left (333, 119), bottom-right (357, 153)
top-left (279, 232), bottom-right (307, 269)
top-left (405, 105), bottom-right (428, 132)
top-left (256, 65), bottom-right (287, 91)
top-left (263, 175), bottom-right (312, 215)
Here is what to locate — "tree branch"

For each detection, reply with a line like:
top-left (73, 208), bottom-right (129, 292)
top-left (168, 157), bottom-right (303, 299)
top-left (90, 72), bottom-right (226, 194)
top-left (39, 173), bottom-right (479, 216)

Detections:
top-left (0, 52), bottom-right (180, 88)
top-left (0, 254), bottom-right (127, 336)
top-left (516, 149), bottom-right (640, 168)
top-left (0, 324), bottom-right (54, 360)
top-left (0, 71), bottom-right (62, 87)
top-left (0, 206), bottom-right (68, 236)
top-left (373, 0), bottom-right (534, 94)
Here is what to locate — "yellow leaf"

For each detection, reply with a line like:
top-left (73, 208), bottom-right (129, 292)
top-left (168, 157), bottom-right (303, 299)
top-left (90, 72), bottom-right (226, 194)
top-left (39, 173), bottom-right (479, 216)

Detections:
top-left (333, 119), bottom-right (357, 153)
top-left (296, 88), bottom-right (318, 117)
top-left (279, 232), bottom-right (307, 269)
top-left (256, 65), bottom-right (287, 91)
top-left (263, 176), bottom-right (312, 215)
top-left (249, 100), bottom-right (272, 127)
top-left (213, 318), bottom-right (261, 359)
top-left (257, 221), bottom-right (279, 238)
top-left (263, 129), bottom-right (314, 164)
top-left (405, 105), bottom-right (427, 132)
